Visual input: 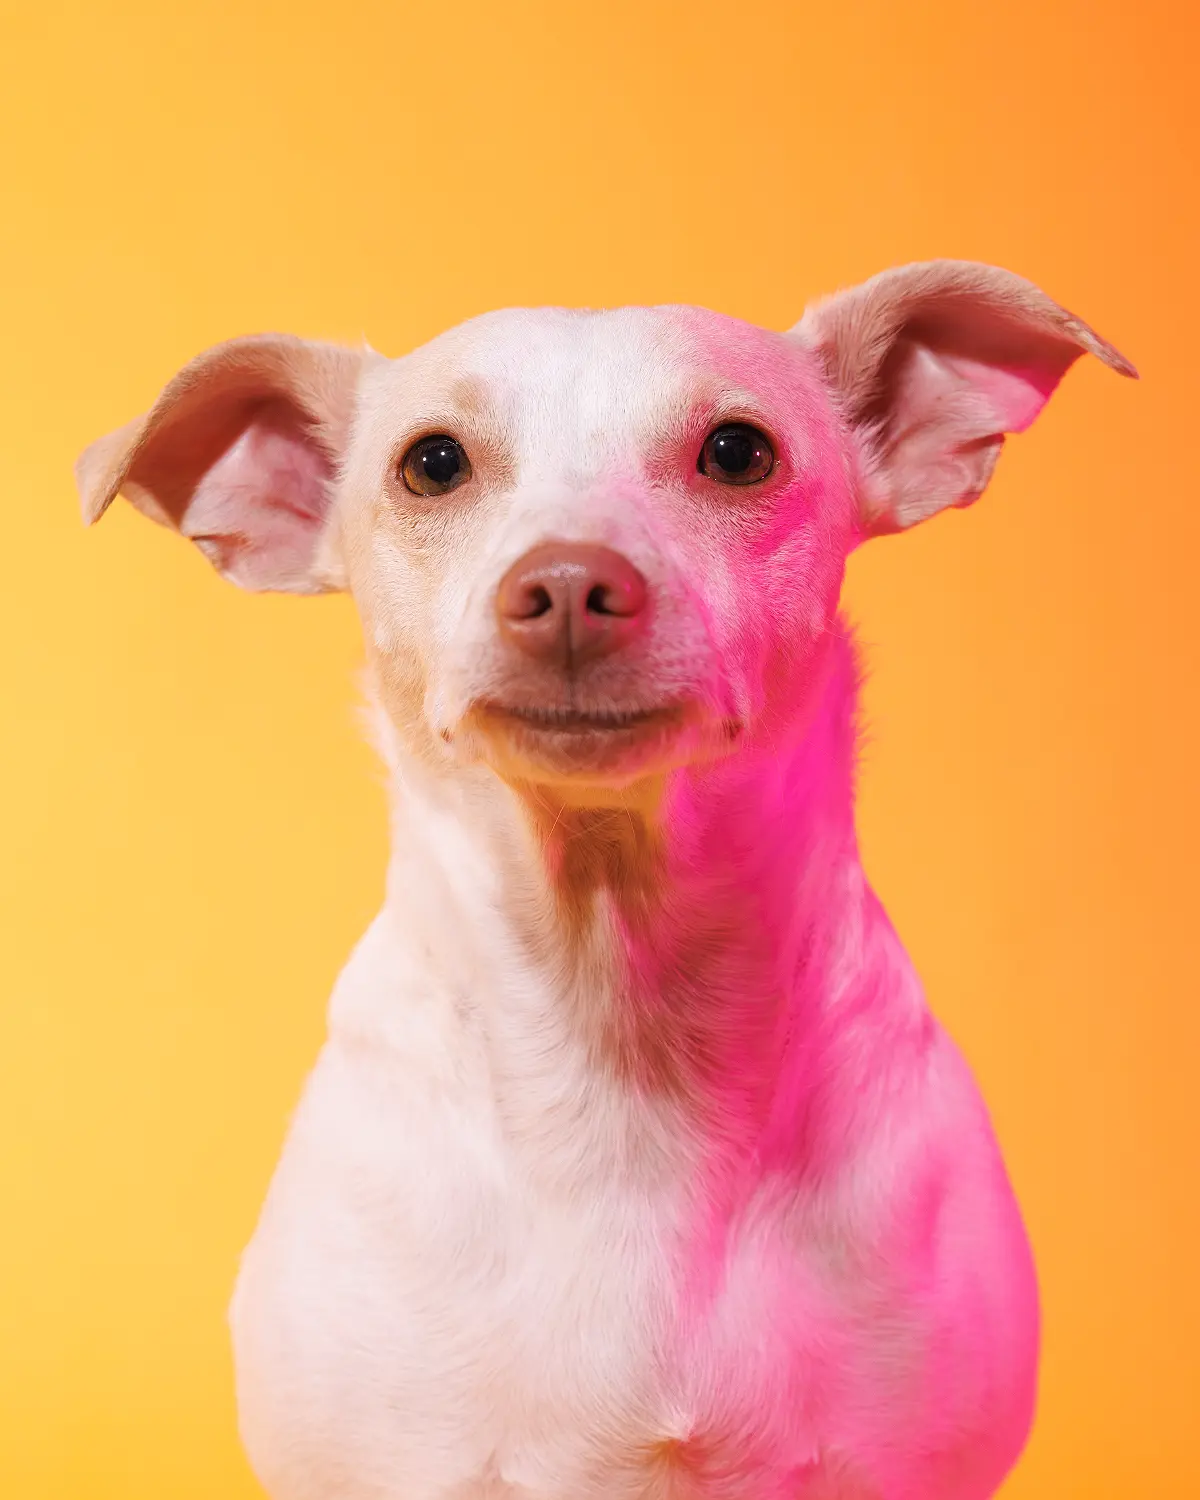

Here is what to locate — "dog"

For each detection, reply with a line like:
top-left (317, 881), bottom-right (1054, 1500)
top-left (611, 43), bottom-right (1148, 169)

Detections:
top-left (77, 260), bottom-right (1133, 1499)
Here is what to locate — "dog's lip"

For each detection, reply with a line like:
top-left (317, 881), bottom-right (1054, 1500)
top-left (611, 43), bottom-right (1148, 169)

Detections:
top-left (477, 700), bottom-right (681, 734)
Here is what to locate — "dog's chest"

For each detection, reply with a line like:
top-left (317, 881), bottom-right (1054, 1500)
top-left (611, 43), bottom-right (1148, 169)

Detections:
top-left (229, 1033), bottom-right (860, 1500)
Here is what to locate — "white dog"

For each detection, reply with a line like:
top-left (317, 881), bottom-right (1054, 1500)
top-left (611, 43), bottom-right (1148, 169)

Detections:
top-left (78, 261), bottom-right (1133, 1499)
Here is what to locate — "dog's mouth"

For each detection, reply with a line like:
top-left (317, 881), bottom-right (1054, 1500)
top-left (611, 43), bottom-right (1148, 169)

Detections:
top-left (468, 698), bottom-right (691, 783)
top-left (486, 703), bottom-right (670, 733)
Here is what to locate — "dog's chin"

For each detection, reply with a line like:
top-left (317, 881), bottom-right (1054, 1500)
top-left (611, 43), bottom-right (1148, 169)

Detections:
top-left (460, 699), bottom-right (727, 791)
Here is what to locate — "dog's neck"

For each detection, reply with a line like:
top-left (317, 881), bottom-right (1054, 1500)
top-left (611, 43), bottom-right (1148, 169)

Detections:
top-left (376, 627), bottom-right (923, 1173)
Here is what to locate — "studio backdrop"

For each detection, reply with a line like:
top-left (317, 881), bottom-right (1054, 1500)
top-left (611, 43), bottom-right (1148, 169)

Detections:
top-left (1, 2), bottom-right (1194, 1497)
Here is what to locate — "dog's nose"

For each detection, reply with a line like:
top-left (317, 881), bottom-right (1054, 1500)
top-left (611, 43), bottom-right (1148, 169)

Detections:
top-left (496, 543), bottom-right (648, 668)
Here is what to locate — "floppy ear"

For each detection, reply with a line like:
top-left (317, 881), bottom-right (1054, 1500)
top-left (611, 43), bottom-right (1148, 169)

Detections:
top-left (75, 334), bottom-right (365, 593)
top-left (792, 260), bottom-right (1136, 536)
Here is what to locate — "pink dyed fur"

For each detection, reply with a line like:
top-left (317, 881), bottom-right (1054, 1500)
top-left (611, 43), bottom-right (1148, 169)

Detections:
top-left (652, 628), bottom-right (1035, 1496)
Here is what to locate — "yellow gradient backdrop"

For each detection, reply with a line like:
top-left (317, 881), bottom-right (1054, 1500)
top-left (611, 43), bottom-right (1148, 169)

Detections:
top-left (2, 2), bottom-right (1196, 1496)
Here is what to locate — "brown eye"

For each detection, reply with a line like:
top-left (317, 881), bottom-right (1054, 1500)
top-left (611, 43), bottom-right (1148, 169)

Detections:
top-left (699, 424), bottom-right (775, 485)
top-left (400, 435), bottom-right (472, 496)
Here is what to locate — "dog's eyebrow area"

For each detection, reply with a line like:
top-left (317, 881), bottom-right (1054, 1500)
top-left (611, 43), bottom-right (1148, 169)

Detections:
top-left (390, 374), bottom-right (504, 441)
top-left (676, 377), bottom-right (780, 434)
top-left (635, 374), bottom-right (795, 481)
top-left (379, 373), bottom-right (518, 486)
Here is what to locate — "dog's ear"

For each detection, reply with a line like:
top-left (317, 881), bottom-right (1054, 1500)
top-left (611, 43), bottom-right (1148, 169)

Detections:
top-left (792, 260), bottom-right (1136, 536)
top-left (76, 335), bottom-right (365, 593)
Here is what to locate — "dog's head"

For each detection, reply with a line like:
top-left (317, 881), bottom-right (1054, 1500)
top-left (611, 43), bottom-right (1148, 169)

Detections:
top-left (77, 262), bottom-right (1132, 799)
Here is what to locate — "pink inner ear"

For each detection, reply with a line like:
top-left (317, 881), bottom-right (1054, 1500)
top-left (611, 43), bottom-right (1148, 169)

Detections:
top-left (933, 350), bottom-right (1063, 434)
top-left (179, 407), bottom-right (335, 593)
top-left (879, 340), bottom-right (1073, 529)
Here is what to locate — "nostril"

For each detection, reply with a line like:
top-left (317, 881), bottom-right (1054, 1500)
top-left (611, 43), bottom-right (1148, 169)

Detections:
top-left (524, 584), bottom-right (554, 619)
top-left (586, 583), bottom-right (613, 616)
top-left (585, 570), bottom-right (645, 619)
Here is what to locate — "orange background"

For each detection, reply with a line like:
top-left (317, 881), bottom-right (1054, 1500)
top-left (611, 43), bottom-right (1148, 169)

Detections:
top-left (1, 2), bottom-right (1196, 1496)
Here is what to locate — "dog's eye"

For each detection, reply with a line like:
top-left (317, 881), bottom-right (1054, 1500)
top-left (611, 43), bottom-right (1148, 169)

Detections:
top-left (400, 436), bottom-right (472, 496)
top-left (699, 424), bottom-right (775, 486)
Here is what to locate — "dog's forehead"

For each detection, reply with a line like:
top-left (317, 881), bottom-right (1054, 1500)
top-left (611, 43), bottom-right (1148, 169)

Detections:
top-left (380, 305), bottom-right (809, 433)
top-left (430, 304), bottom-right (772, 380)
